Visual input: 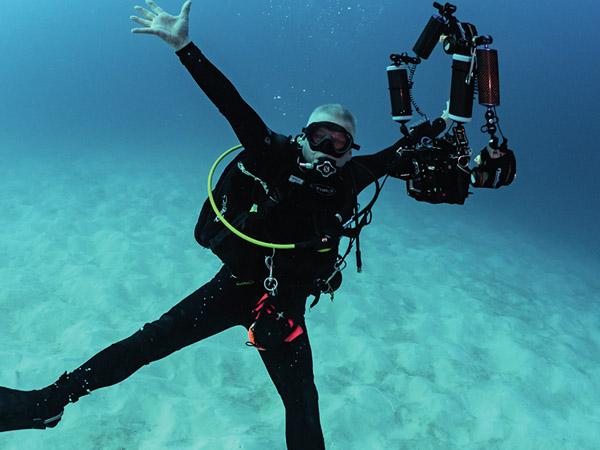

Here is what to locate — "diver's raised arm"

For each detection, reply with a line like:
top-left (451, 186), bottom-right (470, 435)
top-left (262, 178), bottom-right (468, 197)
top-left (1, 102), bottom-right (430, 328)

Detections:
top-left (131, 1), bottom-right (272, 153)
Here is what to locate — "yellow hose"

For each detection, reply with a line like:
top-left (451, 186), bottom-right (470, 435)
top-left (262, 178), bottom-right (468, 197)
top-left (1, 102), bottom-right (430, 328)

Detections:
top-left (207, 144), bottom-right (296, 250)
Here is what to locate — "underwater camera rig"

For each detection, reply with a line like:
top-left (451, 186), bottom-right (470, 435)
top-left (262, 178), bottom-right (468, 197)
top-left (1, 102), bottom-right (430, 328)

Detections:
top-left (387, 2), bottom-right (516, 204)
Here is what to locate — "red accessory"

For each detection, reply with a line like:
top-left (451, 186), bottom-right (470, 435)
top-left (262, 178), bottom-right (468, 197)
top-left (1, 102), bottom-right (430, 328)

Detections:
top-left (247, 293), bottom-right (304, 351)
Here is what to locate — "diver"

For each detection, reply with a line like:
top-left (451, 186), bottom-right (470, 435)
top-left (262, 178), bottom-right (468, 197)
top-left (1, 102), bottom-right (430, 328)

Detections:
top-left (0, 1), bottom-right (515, 449)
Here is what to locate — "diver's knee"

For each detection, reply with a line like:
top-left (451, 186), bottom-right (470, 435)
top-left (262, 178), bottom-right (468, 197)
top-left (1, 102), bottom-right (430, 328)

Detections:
top-left (138, 314), bottom-right (177, 340)
top-left (116, 315), bottom-right (177, 362)
top-left (283, 379), bottom-right (319, 410)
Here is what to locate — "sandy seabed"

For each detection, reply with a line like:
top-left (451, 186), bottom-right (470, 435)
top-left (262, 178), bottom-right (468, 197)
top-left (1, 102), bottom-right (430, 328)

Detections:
top-left (1, 147), bottom-right (598, 450)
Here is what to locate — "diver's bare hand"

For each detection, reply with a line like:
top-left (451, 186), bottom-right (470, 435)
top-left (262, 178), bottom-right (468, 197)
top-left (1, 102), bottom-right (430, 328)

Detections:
top-left (441, 100), bottom-right (450, 124)
top-left (131, 0), bottom-right (192, 51)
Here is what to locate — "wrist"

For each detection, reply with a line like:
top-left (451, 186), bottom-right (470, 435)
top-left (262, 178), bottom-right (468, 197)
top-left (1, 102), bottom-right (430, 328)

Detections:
top-left (174, 37), bottom-right (192, 52)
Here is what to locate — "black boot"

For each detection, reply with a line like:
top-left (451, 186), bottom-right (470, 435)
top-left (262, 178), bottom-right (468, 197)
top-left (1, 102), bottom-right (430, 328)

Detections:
top-left (0, 371), bottom-right (89, 432)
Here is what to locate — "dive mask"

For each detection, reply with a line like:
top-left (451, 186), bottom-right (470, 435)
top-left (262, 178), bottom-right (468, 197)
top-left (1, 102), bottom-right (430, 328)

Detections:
top-left (302, 121), bottom-right (360, 156)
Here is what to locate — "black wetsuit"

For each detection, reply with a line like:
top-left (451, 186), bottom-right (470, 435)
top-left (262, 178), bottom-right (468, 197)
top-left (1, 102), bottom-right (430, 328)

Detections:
top-left (64, 42), bottom-right (402, 450)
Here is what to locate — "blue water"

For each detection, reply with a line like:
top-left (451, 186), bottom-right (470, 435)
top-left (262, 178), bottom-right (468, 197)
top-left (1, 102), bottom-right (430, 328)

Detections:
top-left (1, 1), bottom-right (599, 449)
top-left (2, 0), bottom-right (599, 257)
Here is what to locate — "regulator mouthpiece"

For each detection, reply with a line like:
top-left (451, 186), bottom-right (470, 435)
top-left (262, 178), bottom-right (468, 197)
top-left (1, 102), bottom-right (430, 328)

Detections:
top-left (299, 158), bottom-right (338, 178)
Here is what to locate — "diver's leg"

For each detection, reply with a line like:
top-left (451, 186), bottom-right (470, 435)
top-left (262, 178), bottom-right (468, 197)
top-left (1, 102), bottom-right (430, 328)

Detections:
top-left (257, 319), bottom-right (325, 450)
top-left (0, 265), bottom-right (252, 431)
top-left (69, 265), bottom-right (247, 391)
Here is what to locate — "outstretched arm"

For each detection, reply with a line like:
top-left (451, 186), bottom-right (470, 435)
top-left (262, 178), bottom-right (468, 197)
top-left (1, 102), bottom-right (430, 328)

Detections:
top-left (350, 138), bottom-right (412, 194)
top-left (131, 1), bottom-right (271, 153)
top-left (351, 104), bottom-right (452, 193)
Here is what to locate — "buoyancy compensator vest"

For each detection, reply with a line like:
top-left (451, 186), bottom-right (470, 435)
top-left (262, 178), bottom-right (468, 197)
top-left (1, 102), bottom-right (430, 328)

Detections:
top-left (195, 133), bottom-right (358, 281)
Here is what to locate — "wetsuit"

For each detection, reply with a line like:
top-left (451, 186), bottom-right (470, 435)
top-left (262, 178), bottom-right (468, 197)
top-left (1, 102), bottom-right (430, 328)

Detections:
top-left (60, 42), bottom-right (405, 450)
